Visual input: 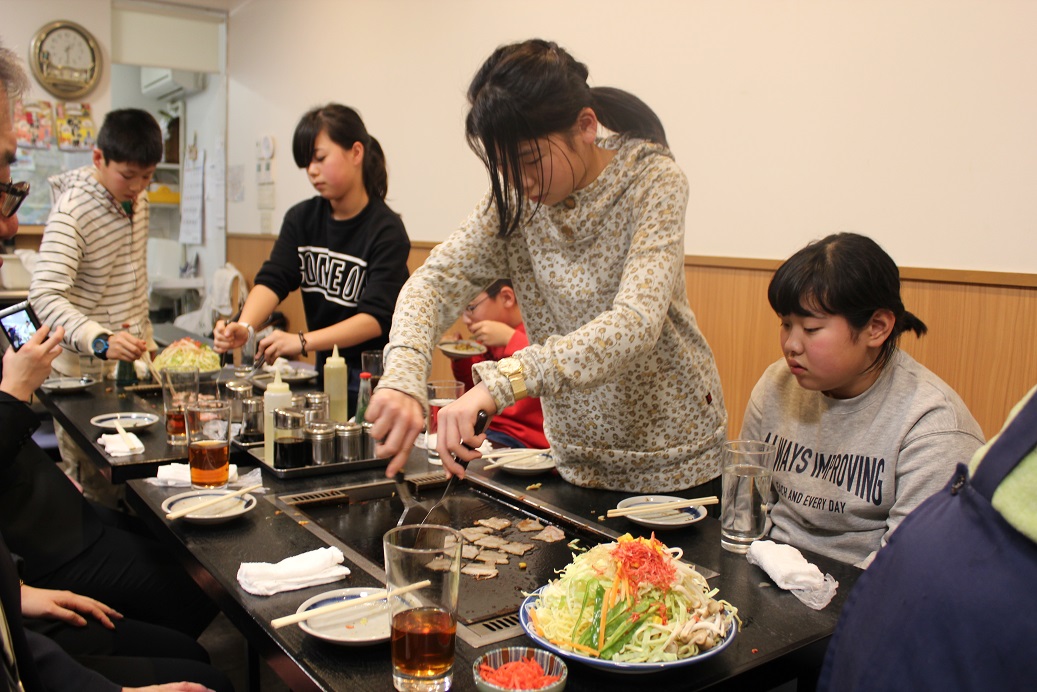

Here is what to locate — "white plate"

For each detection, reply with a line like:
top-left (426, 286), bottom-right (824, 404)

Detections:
top-left (160, 489), bottom-right (257, 525)
top-left (250, 369), bottom-right (318, 389)
top-left (437, 340), bottom-right (488, 358)
top-left (295, 587), bottom-right (391, 645)
top-left (40, 376), bottom-right (98, 393)
top-left (496, 454), bottom-right (555, 476)
top-left (614, 495), bottom-right (708, 530)
top-left (90, 412), bottom-right (161, 430)
top-left (520, 586), bottom-right (736, 673)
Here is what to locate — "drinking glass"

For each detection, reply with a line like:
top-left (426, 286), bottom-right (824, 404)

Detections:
top-left (186, 400), bottom-right (231, 488)
top-left (425, 380), bottom-right (464, 464)
top-left (79, 354), bottom-right (104, 381)
top-left (362, 349), bottom-right (384, 389)
top-left (163, 366), bottom-right (199, 445)
top-left (383, 525), bottom-right (463, 692)
top-left (720, 440), bottom-right (777, 553)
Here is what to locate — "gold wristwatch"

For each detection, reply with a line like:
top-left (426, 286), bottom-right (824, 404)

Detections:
top-left (497, 357), bottom-right (528, 401)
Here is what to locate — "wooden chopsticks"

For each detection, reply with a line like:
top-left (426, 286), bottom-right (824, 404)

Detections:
top-left (165, 484), bottom-right (263, 520)
top-left (270, 579), bottom-right (431, 629)
top-left (606, 496), bottom-right (719, 518)
top-left (113, 421), bottom-right (143, 454)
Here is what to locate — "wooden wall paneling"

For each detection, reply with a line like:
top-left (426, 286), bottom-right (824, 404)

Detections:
top-left (228, 237), bottom-right (1037, 438)
top-left (685, 265), bottom-right (778, 439)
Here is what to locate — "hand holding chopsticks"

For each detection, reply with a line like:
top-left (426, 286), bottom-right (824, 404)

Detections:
top-left (165, 483), bottom-right (263, 520)
top-left (606, 496), bottom-right (719, 518)
top-left (270, 579), bottom-right (431, 629)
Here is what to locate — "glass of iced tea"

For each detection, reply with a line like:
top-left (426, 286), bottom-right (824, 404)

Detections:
top-left (425, 380), bottom-right (464, 465)
top-left (162, 366), bottom-right (199, 445)
top-left (383, 524), bottom-right (462, 692)
top-left (186, 400), bottom-right (231, 489)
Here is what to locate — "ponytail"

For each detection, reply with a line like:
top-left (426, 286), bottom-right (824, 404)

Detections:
top-left (590, 87), bottom-right (667, 147)
top-left (362, 136), bottom-right (388, 201)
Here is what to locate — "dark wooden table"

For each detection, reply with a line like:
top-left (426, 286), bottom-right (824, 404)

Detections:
top-left (126, 452), bottom-right (860, 692)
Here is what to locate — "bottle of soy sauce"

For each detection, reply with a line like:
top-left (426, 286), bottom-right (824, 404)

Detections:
top-left (114, 323), bottom-right (138, 387)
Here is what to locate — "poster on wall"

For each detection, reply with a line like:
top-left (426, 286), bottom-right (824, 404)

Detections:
top-left (55, 102), bottom-right (96, 151)
top-left (13, 99), bottom-right (54, 149)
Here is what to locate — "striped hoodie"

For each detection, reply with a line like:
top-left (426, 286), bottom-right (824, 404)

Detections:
top-left (29, 166), bottom-right (154, 375)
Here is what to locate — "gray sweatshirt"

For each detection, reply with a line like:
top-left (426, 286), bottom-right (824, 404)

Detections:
top-left (741, 350), bottom-right (984, 567)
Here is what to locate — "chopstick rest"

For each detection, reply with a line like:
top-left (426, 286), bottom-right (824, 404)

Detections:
top-left (606, 496), bottom-right (719, 518)
top-left (165, 483), bottom-right (263, 520)
top-left (271, 579), bottom-right (431, 629)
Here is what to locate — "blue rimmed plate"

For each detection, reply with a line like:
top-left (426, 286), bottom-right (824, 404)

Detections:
top-left (614, 495), bottom-right (708, 530)
top-left (295, 587), bottom-right (391, 645)
top-left (90, 412), bottom-right (160, 430)
top-left (519, 586), bottom-right (736, 673)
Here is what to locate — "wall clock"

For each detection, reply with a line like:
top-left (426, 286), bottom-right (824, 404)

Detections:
top-left (29, 21), bottom-right (102, 99)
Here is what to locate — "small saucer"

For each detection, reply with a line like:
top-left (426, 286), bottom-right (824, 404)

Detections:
top-left (160, 489), bottom-right (257, 524)
top-left (295, 587), bottom-right (391, 645)
top-left (90, 412), bottom-right (160, 430)
top-left (614, 495), bottom-right (708, 530)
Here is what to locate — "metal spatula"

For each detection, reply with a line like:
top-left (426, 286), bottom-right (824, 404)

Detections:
top-left (394, 472), bottom-right (432, 527)
top-left (420, 410), bottom-right (489, 527)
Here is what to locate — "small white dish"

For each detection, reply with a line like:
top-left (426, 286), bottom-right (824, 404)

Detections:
top-left (90, 412), bottom-right (160, 430)
top-left (160, 489), bottom-right (257, 525)
top-left (41, 376), bottom-right (98, 393)
top-left (437, 340), bottom-right (488, 358)
top-left (614, 495), bottom-right (708, 530)
top-left (295, 587), bottom-right (391, 645)
top-left (497, 455), bottom-right (555, 476)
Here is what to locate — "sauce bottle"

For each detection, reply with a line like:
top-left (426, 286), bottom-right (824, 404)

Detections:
top-left (355, 371), bottom-right (372, 424)
top-left (263, 370), bottom-right (292, 463)
top-left (323, 345), bottom-right (348, 423)
top-left (114, 323), bottom-right (138, 387)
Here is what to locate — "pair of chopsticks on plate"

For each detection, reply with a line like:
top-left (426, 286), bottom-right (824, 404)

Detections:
top-left (165, 484), bottom-right (263, 520)
top-left (606, 495), bottom-right (719, 518)
top-left (270, 579), bottom-right (431, 629)
top-left (481, 448), bottom-right (551, 470)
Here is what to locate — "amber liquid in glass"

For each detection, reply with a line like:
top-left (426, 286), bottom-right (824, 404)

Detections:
top-left (390, 607), bottom-right (456, 678)
top-left (166, 409), bottom-right (186, 442)
top-left (189, 439), bottom-right (229, 487)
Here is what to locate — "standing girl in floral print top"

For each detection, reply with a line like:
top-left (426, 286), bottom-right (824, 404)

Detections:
top-left (368, 39), bottom-right (727, 494)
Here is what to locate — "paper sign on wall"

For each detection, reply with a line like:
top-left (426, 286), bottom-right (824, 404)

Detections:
top-left (179, 149), bottom-right (205, 245)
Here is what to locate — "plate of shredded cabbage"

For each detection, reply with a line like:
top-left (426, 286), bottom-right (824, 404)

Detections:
top-left (153, 338), bottom-right (221, 377)
top-left (519, 535), bottom-right (737, 673)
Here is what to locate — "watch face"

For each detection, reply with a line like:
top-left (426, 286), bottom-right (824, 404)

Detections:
top-left (30, 21), bottom-right (101, 99)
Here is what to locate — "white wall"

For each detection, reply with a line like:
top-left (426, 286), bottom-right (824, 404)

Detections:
top-left (225, 0), bottom-right (1037, 273)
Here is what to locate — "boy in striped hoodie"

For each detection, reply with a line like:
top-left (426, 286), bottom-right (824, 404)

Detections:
top-left (30, 109), bottom-right (161, 500)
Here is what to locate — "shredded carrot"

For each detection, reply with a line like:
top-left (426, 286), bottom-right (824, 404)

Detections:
top-left (528, 607), bottom-right (544, 637)
top-left (478, 657), bottom-right (561, 690)
top-left (549, 637), bottom-right (600, 657)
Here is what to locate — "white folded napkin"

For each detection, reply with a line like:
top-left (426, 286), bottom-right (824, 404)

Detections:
top-left (237, 547), bottom-right (351, 596)
top-left (747, 540), bottom-right (839, 610)
top-left (148, 463), bottom-right (240, 487)
top-left (98, 433), bottom-right (144, 457)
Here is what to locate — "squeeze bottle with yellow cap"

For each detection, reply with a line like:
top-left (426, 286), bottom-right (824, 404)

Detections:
top-left (323, 345), bottom-right (348, 423)
top-left (263, 370), bottom-right (292, 463)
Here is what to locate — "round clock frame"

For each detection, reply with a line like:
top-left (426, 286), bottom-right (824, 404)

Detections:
top-left (29, 20), bottom-right (102, 100)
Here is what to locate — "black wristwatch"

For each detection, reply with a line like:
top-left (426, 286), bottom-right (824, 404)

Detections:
top-left (92, 334), bottom-right (110, 360)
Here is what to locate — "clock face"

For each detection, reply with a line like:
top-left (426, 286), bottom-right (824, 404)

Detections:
top-left (30, 21), bottom-right (101, 99)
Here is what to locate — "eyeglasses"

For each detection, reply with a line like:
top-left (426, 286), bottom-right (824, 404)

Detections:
top-left (464, 295), bottom-right (490, 315)
top-left (0, 181), bottom-right (29, 218)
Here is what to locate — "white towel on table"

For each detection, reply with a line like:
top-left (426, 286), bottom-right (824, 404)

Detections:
top-left (149, 463), bottom-right (240, 487)
top-left (747, 540), bottom-right (838, 610)
top-left (237, 547), bottom-right (350, 596)
top-left (98, 433), bottom-right (144, 456)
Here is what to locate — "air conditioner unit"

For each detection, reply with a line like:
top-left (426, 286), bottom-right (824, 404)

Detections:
top-left (140, 67), bottom-right (207, 101)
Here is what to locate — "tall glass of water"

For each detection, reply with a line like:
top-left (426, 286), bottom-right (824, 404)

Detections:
top-left (720, 440), bottom-right (776, 553)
